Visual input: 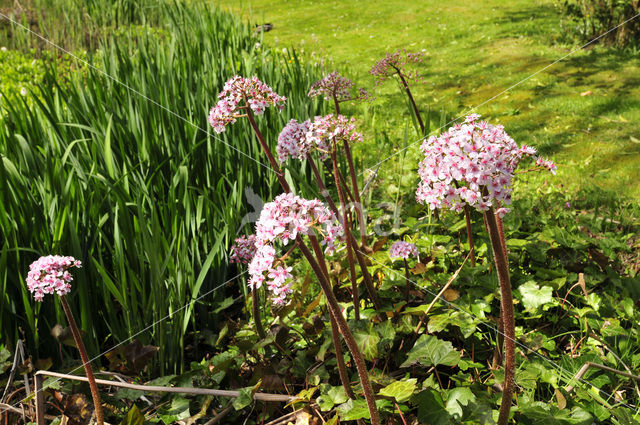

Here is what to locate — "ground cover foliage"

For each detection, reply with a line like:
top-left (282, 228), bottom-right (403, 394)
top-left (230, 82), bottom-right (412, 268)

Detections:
top-left (0, 1), bottom-right (639, 424)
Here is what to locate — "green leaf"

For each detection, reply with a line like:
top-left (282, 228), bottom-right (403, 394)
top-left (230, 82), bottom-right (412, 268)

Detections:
top-left (414, 390), bottom-right (452, 425)
top-left (354, 329), bottom-right (380, 361)
top-left (518, 281), bottom-right (554, 310)
top-left (158, 397), bottom-right (191, 423)
top-left (336, 399), bottom-right (370, 421)
top-left (233, 386), bottom-right (255, 410)
top-left (120, 405), bottom-right (144, 425)
top-left (378, 378), bottom-right (417, 402)
top-left (317, 385), bottom-right (348, 411)
top-left (518, 403), bottom-right (592, 424)
top-left (401, 335), bottom-right (460, 368)
top-left (445, 387), bottom-right (476, 418)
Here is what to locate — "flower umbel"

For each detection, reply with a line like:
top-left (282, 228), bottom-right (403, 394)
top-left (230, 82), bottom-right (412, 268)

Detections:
top-left (416, 114), bottom-right (556, 217)
top-left (249, 193), bottom-right (343, 304)
top-left (208, 76), bottom-right (286, 133)
top-left (308, 71), bottom-right (371, 103)
top-left (277, 119), bottom-right (312, 163)
top-left (389, 241), bottom-right (419, 261)
top-left (306, 114), bottom-right (363, 155)
top-left (230, 234), bottom-right (258, 264)
top-left (26, 255), bottom-right (82, 301)
top-left (370, 49), bottom-right (425, 86)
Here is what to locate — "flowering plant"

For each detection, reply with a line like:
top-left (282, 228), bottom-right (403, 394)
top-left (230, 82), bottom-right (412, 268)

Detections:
top-left (277, 119), bottom-right (312, 163)
top-left (306, 114), bottom-right (363, 152)
top-left (208, 76), bottom-right (286, 133)
top-left (26, 255), bottom-right (82, 301)
top-left (308, 71), bottom-right (371, 103)
top-left (229, 234), bottom-right (257, 264)
top-left (25, 255), bottom-right (104, 425)
top-left (370, 49), bottom-right (425, 86)
top-left (248, 193), bottom-right (343, 305)
top-left (416, 114), bottom-right (556, 217)
top-left (389, 241), bottom-right (419, 261)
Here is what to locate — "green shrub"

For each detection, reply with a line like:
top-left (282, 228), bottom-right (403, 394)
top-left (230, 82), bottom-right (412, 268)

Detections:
top-left (558, 0), bottom-right (640, 46)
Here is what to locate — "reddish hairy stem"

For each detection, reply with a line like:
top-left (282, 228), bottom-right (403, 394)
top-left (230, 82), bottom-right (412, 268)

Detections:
top-left (342, 139), bottom-right (367, 247)
top-left (496, 214), bottom-right (507, 256)
top-left (346, 212), bottom-right (360, 320)
top-left (484, 211), bottom-right (516, 425)
top-left (309, 236), bottom-right (356, 399)
top-left (244, 107), bottom-right (290, 192)
top-left (394, 69), bottom-right (425, 135)
top-left (299, 236), bottom-right (380, 425)
top-left (332, 94), bottom-right (367, 246)
top-left (307, 156), bottom-right (340, 215)
top-left (60, 296), bottom-right (104, 425)
top-left (331, 149), bottom-right (383, 316)
top-left (308, 156), bottom-right (360, 319)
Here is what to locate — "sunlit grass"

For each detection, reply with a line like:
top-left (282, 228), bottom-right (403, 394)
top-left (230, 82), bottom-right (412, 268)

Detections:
top-left (214, 0), bottom-right (640, 199)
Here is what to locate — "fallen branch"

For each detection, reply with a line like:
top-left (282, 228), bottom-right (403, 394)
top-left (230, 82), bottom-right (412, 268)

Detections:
top-left (565, 362), bottom-right (640, 393)
top-left (33, 370), bottom-right (295, 425)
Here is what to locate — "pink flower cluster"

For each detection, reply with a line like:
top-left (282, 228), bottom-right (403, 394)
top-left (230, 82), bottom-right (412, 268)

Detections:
top-left (370, 49), bottom-right (425, 85)
top-left (208, 76), bottom-right (286, 133)
top-left (249, 193), bottom-right (343, 305)
top-left (416, 114), bottom-right (556, 217)
top-left (308, 71), bottom-right (371, 102)
top-left (25, 255), bottom-right (82, 301)
top-left (230, 234), bottom-right (257, 264)
top-left (277, 119), bottom-right (312, 163)
top-left (389, 241), bottom-right (419, 261)
top-left (306, 114), bottom-right (363, 152)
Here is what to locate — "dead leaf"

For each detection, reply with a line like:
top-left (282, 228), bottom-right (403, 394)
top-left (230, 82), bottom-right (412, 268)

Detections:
top-left (105, 339), bottom-right (158, 374)
top-left (555, 388), bottom-right (567, 410)
top-left (372, 237), bottom-right (388, 253)
top-left (580, 90), bottom-right (592, 96)
top-left (443, 288), bottom-right (460, 302)
top-left (411, 263), bottom-right (426, 274)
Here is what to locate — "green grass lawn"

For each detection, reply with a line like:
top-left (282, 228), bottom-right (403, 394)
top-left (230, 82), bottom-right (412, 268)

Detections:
top-left (214, 0), bottom-right (640, 200)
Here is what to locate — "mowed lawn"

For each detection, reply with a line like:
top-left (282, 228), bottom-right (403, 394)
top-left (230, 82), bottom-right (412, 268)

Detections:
top-left (214, 0), bottom-right (640, 200)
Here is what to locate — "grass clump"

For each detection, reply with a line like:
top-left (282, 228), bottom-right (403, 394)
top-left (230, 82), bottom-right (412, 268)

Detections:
top-left (0, 0), bottom-right (325, 374)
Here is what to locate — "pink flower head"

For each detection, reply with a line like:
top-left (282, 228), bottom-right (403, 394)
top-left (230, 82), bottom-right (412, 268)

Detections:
top-left (389, 241), bottom-right (419, 261)
top-left (306, 114), bottom-right (363, 155)
top-left (25, 255), bottom-right (82, 301)
top-left (308, 71), bottom-right (371, 103)
top-left (230, 234), bottom-right (257, 264)
top-left (277, 119), bottom-right (312, 163)
top-left (416, 115), bottom-right (556, 216)
top-left (249, 193), bottom-right (343, 304)
top-left (370, 49), bottom-right (425, 86)
top-left (208, 76), bottom-right (286, 133)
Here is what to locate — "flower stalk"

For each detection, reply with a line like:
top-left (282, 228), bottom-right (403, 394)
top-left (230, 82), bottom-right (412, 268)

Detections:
top-left (299, 236), bottom-right (381, 425)
top-left (60, 296), bottom-right (104, 425)
top-left (484, 210), bottom-right (515, 425)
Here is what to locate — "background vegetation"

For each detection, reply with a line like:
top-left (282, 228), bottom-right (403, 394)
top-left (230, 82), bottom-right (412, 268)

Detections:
top-left (216, 0), bottom-right (640, 200)
top-left (0, 0), bottom-right (639, 423)
top-left (0, 0), bottom-right (325, 373)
